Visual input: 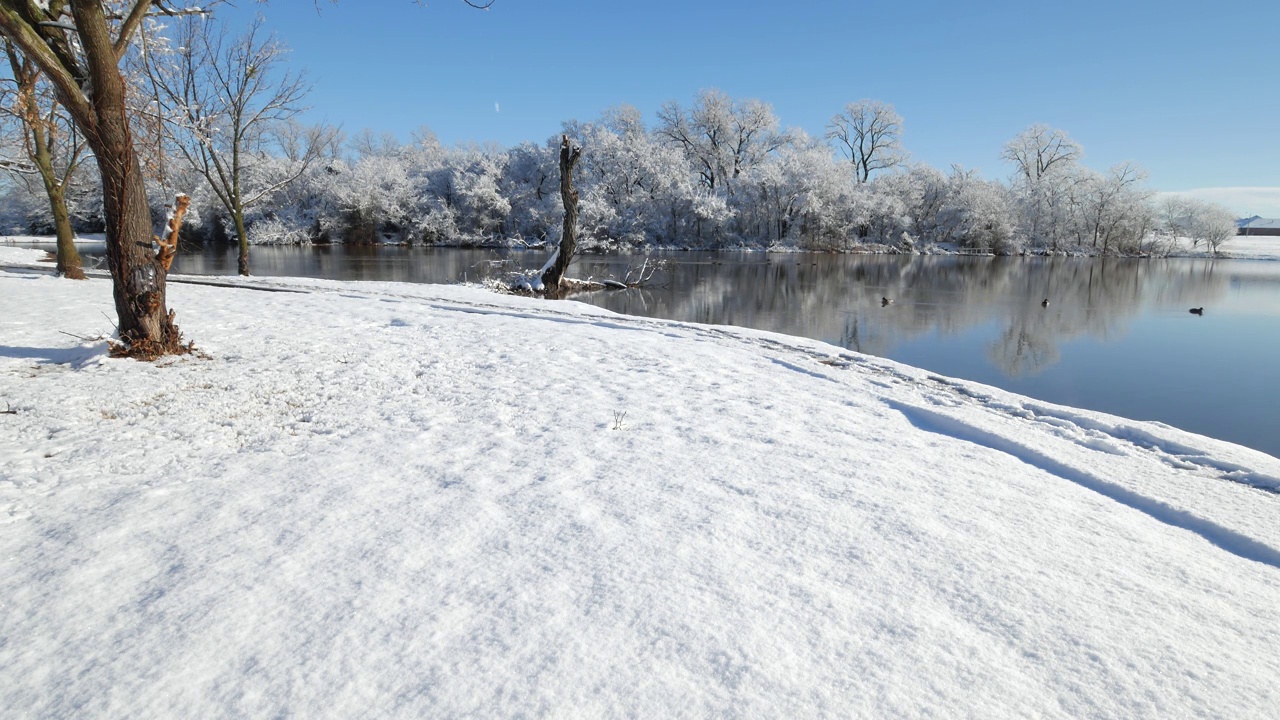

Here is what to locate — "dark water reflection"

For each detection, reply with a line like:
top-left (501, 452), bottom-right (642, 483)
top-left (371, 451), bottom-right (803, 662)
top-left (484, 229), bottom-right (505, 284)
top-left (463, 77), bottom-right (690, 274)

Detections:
top-left (56, 242), bottom-right (1280, 458)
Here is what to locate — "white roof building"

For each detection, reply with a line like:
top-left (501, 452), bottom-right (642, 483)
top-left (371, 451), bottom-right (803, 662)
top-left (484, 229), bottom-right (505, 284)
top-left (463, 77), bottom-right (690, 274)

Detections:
top-left (1237, 217), bottom-right (1280, 235)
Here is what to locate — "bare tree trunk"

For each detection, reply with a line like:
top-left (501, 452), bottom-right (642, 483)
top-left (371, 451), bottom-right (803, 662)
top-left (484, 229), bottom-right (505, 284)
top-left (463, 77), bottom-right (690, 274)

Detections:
top-left (541, 135), bottom-right (581, 291)
top-left (9, 46), bottom-right (85, 279)
top-left (234, 208), bottom-right (250, 276)
top-left (48, 188), bottom-right (84, 279)
top-left (94, 132), bottom-right (184, 356)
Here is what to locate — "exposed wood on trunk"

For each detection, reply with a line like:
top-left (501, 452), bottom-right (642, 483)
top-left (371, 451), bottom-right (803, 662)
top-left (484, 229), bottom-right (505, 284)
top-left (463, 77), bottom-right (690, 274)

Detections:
top-left (156, 193), bottom-right (190, 272)
top-left (0, 1), bottom-right (192, 359)
top-left (541, 135), bottom-right (582, 292)
top-left (71, 2), bottom-right (187, 359)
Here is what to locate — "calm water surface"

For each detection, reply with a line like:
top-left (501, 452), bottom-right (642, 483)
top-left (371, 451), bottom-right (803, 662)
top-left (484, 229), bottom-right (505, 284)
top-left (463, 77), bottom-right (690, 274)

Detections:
top-left (55, 242), bottom-right (1280, 459)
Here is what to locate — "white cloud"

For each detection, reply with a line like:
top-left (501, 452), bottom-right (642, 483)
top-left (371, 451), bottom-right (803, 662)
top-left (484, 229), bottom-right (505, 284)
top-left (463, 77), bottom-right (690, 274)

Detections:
top-left (1157, 187), bottom-right (1280, 218)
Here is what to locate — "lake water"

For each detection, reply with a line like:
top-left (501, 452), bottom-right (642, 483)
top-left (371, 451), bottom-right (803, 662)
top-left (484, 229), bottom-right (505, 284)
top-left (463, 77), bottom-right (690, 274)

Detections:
top-left (47, 242), bottom-right (1280, 459)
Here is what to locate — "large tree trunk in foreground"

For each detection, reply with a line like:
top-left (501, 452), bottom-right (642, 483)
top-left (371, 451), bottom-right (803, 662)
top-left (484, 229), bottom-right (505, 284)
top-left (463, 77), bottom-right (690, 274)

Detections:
top-left (541, 135), bottom-right (582, 291)
top-left (73, 2), bottom-right (186, 358)
top-left (92, 129), bottom-right (184, 356)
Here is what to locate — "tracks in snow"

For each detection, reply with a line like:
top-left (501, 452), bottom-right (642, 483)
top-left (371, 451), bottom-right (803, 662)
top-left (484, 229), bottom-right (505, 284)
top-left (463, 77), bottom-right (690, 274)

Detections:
top-left (172, 276), bottom-right (1280, 568)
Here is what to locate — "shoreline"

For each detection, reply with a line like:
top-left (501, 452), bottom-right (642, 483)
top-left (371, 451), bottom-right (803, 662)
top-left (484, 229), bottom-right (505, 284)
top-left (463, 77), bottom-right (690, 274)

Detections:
top-left (4, 233), bottom-right (1278, 262)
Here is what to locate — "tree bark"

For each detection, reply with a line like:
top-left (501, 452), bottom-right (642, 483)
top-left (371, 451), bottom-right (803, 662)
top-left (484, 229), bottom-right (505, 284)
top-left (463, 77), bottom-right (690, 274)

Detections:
top-left (234, 208), bottom-right (250, 276)
top-left (72, 1), bottom-right (185, 357)
top-left (541, 135), bottom-right (581, 291)
top-left (31, 134), bottom-right (84, 279)
top-left (5, 39), bottom-right (84, 279)
top-left (48, 188), bottom-right (84, 279)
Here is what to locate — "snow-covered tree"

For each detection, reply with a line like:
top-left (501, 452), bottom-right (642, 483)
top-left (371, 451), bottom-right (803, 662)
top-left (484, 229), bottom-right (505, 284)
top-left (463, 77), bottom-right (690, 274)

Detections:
top-left (1064, 163), bottom-right (1152, 254)
top-left (1002, 124), bottom-right (1081, 183)
top-left (826, 99), bottom-right (906, 183)
top-left (446, 142), bottom-right (510, 240)
top-left (140, 14), bottom-right (336, 275)
top-left (0, 39), bottom-right (95, 277)
top-left (1002, 125), bottom-right (1084, 250)
top-left (564, 105), bottom-right (692, 248)
top-left (1191, 201), bottom-right (1237, 255)
top-left (1159, 197), bottom-right (1237, 255)
top-left (0, 1), bottom-right (221, 356)
top-left (656, 89), bottom-right (782, 199)
top-left (937, 168), bottom-right (1017, 253)
top-left (501, 140), bottom-right (559, 244)
top-left (0, 0), bottom-right (495, 356)
top-left (327, 133), bottom-right (417, 243)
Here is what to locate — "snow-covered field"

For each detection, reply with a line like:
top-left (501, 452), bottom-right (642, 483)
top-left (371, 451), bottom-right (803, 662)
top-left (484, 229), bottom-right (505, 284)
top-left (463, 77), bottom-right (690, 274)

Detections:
top-left (1158, 234), bottom-right (1280, 260)
top-left (2, 246), bottom-right (1279, 718)
top-left (1215, 234), bottom-right (1280, 260)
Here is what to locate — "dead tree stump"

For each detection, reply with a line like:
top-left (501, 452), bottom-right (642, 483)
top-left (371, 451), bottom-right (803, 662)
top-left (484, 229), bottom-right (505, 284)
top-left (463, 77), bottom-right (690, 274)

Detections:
top-left (541, 135), bottom-right (582, 291)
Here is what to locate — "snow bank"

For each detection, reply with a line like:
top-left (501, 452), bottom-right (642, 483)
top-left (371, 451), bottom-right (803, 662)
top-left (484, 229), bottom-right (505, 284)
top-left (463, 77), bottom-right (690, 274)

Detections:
top-left (0, 245), bottom-right (54, 266)
top-left (0, 234), bottom-right (104, 247)
top-left (2, 270), bottom-right (1279, 718)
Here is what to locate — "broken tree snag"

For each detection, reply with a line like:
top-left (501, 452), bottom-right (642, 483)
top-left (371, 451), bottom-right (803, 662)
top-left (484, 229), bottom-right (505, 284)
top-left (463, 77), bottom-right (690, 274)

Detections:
top-left (156, 193), bottom-right (190, 272)
top-left (541, 135), bottom-right (583, 292)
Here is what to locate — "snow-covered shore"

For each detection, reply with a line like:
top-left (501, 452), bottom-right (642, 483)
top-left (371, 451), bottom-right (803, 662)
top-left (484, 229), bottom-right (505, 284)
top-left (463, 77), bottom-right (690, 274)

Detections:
top-left (0, 233), bottom-right (105, 245)
top-left (5, 232), bottom-right (1280, 261)
top-left (2, 247), bottom-right (1279, 718)
top-left (1210, 234), bottom-right (1280, 260)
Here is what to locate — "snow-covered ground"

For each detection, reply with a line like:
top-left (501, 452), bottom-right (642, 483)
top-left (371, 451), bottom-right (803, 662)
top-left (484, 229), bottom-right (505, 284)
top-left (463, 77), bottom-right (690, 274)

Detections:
top-left (1160, 234), bottom-right (1280, 261)
top-left (1215, 234), bottom-right (1280, 260)
top-left (3, 246), bottom-right (1279, 718)
top-left (0, 233), bottom-right (105, 245)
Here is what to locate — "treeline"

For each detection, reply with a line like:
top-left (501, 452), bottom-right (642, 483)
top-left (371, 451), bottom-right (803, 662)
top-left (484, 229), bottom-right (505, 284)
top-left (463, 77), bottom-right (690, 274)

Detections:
top-left (2, 77), bottom-right (1237, 257)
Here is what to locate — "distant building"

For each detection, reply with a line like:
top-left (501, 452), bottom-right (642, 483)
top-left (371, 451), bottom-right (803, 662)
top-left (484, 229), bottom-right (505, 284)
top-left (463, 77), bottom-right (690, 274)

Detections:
top-left (1237, 217), bottom-right (1280, 236)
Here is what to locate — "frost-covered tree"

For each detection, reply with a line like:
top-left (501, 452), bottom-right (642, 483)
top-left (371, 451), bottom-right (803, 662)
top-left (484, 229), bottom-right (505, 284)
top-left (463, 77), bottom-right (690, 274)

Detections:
top-left (443, 142), bottom-right (510, 240)
top-left (1065, 163), bottom-right (1152, 254)
top-left (0, 1), bottom-right (212, 356)
top-left (328, 131), bottom-right (417, 243)
top-left (779, 135), bottom-right (859, 249)
top-left (0, 0), bottom-right (491, 356)
top-left (826, 99), bottom-right (906, 183)
top-left (657, 89), bottom-right (781, 198)
top-left (937, 168), bottom-right (1016, 253)
top-left (501, 140), bottom-right (559, 243)
top-left (140, 14), bottom-right (335, 275)
top-left (1002, 124), bottom-right (1081, 183)
top-left (0, 39), bottom-right (93, 276)
top-left (1191, 201), bottom-right (1237, 255)
top-left (727, 130), bottom-right (861, 249)
top-left (1159, 197), bottom-right (1236, 255)
top-left (564, 105), bottom-right (691, 247)
top-left (238, 125), bottom-right (341, 245)
top-left (1002, 124), bottom-right (1083, 250)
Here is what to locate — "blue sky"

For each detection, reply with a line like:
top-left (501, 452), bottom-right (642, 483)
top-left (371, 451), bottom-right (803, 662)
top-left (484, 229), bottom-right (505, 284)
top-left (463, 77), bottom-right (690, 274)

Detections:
top-left (219, 0), bottom-right (1279, 212)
